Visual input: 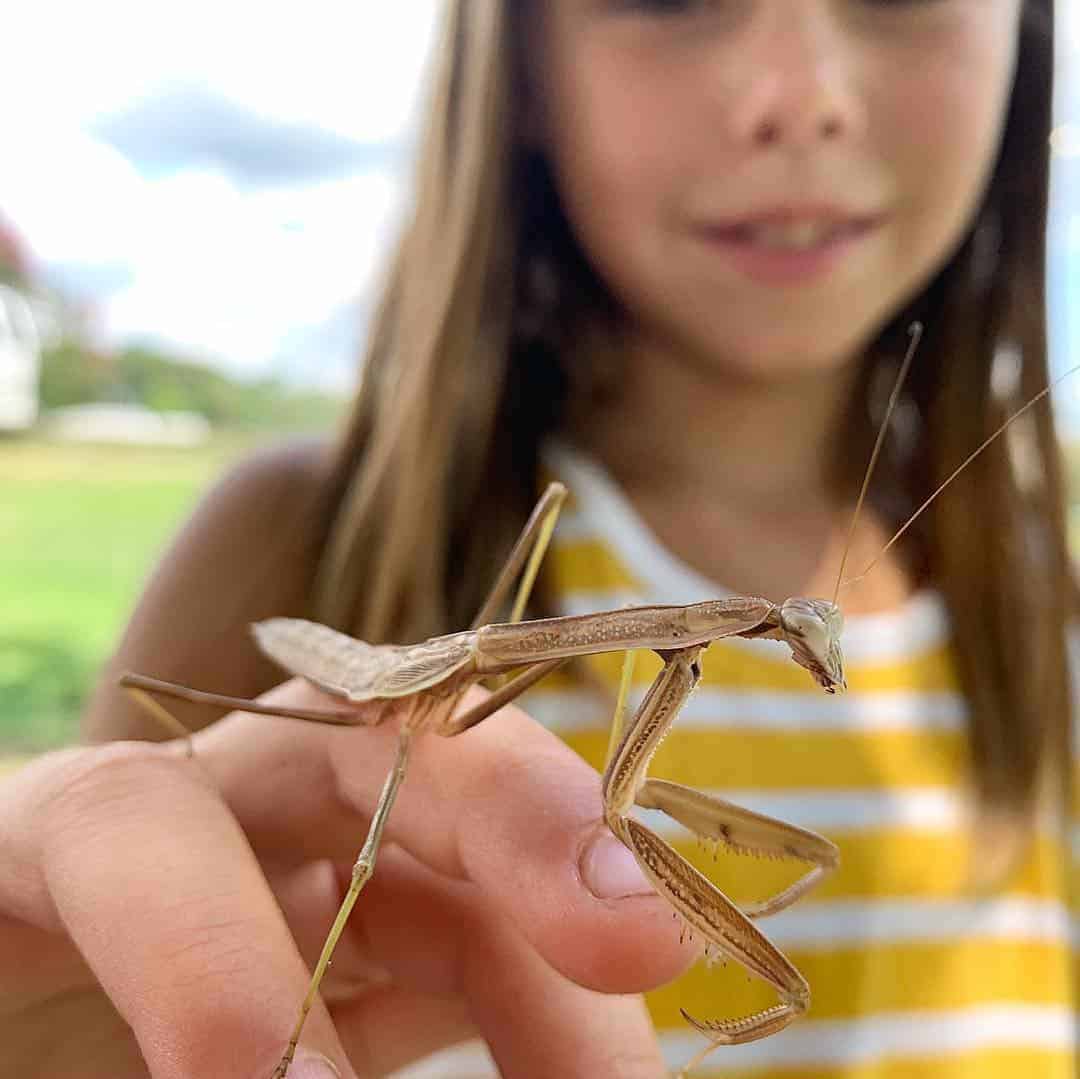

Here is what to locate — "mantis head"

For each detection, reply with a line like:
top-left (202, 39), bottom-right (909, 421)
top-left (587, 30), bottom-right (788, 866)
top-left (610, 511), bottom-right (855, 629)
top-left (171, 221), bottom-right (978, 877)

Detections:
top-left (778, 598), bottom-right (846, 694)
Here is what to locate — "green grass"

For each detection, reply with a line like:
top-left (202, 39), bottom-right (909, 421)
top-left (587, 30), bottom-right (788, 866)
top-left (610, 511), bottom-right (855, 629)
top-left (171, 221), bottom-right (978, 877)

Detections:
top-left (0, 436), bottom-right (259, 751)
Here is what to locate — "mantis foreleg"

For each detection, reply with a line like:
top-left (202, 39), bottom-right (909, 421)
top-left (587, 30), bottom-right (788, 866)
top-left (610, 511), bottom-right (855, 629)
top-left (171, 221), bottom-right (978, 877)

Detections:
top-left (602, 647), bottom-right (834, 1075)
top-left (634, 778), bottom-right (838, 918)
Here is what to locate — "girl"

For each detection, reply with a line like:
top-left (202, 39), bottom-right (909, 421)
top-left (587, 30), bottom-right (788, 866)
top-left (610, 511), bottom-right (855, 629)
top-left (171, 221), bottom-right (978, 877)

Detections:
top-left (2, 1), bottom-right (1075, 1077)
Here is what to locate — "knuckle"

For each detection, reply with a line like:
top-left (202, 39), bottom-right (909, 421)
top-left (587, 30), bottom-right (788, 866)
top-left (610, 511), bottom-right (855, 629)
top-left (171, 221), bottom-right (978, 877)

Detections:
top-left (42, 741), bottom-right (205, 837)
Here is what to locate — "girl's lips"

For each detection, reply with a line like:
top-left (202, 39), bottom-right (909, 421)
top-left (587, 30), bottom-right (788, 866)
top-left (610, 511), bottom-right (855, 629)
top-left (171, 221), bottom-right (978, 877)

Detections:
top-left (696, 216), bottom-right (882, 286)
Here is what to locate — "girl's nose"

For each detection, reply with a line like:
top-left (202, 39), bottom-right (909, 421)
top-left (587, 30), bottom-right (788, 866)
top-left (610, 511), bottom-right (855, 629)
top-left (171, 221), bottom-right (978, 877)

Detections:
top-left (723, 9), bottom-right (866, 151)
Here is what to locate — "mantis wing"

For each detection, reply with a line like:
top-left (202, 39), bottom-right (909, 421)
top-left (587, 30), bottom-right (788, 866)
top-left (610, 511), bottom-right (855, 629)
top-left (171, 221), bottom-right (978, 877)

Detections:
top-left (252, 618), bottom-right (474, 702)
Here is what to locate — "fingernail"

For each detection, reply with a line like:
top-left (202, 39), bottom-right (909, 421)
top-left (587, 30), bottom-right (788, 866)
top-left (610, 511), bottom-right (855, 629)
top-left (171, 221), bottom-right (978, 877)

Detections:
top-left (580, 831), bottom-right (654, 899)
top-left (288, 1051), bottom-right (342, 1079)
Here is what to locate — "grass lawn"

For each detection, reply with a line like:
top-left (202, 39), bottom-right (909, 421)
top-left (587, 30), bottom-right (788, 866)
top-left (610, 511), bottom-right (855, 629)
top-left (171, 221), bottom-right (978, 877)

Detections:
top-left (0, 435), bottom-right (261, 752)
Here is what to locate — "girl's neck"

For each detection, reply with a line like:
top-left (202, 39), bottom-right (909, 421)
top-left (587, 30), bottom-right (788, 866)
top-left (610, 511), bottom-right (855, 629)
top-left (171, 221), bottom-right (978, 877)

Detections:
top-left (567, 332), bottom-right (915, 613)
top-left (577, 334), bottom-right (849, 510)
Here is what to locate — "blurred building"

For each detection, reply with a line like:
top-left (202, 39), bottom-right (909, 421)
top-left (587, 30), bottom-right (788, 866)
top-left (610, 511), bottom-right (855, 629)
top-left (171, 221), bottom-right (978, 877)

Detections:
top-left (0, 217), bottom-right (41, 430)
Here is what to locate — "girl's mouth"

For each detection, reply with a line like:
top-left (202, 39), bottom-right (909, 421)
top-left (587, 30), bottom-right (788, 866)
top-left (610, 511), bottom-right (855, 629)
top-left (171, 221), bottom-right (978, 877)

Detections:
top-left (697, 214), bottom-right (883, 286)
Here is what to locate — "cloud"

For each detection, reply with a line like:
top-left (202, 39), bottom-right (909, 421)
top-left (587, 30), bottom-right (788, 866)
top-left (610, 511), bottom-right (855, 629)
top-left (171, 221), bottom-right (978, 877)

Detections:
top-left (93, 84), bottom-right (402, 188)
top-left (2, 124), bottom-right (154, 269)
top-left (0, 0), bottom-right (440, 142)
top-left (268, 299), bottom-right (371, 392)
top-left (97, 166), bottom-right (406, 376)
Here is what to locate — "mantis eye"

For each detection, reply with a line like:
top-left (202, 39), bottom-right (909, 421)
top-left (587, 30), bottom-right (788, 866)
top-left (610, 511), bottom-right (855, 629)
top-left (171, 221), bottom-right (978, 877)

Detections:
top-left (778, 598), bottom-right (846, 693)
top-left (782, 606), bottom-right (829, 656)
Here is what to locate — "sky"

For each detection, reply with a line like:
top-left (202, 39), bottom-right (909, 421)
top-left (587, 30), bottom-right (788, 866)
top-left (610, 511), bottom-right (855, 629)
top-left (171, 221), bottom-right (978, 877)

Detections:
top-left (4, 3), bottom-right (1080, 423)
top-left (3, 0), bottom-right (440, 390)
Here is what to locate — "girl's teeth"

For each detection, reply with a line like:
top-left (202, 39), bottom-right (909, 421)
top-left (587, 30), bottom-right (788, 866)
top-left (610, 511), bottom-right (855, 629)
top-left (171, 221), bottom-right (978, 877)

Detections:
top-left (745, 222), bottom-right (839, 249)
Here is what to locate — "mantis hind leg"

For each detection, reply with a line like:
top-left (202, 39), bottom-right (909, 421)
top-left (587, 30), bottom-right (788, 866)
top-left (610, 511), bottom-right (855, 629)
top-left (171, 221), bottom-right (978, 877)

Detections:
top-left (434, 481), bottom-right (569, 736)
top-left (121, 683), bottom-right (195, 757)
top-left (469, 481), bottom-right (568, 629)
top-left (118, 671), bottom-right (386, 734)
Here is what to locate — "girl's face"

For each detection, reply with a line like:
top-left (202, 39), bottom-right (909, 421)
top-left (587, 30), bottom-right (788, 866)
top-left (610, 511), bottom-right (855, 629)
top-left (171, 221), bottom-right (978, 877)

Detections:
top-left (531, 0), bottom-right (1025, 380)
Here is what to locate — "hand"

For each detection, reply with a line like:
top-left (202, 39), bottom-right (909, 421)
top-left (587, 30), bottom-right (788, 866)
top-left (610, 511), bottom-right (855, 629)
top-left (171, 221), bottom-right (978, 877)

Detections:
top-left (0, 678), bottom-right (696, 1078)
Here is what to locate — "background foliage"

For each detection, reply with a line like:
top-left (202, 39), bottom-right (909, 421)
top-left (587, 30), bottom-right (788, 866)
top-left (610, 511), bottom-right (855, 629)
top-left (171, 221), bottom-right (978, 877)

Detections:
top-left (40, 337), bottom-right (344, 431)
top-left (3, 326), bottom-right (347, 755)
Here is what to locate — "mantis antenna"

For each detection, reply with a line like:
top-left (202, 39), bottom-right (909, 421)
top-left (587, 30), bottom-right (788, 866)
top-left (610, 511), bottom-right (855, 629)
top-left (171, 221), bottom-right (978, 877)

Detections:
top-left (831, 322), bottom-right (923, 605)
top-left (842, 357), bottom-right (1080, 592)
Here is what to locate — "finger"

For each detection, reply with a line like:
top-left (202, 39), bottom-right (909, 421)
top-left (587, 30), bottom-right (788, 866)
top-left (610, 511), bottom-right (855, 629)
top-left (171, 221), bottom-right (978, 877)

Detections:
top-left (336, 987), bottom-right (477, 1076)
top-left (1, 743), bottom-right (356, 1079)
top-left (9, 980), bottom-right (150, 1079)
top-left (271, 844), bottom-right (664, 1078)
top-left (195, 680), bottom-right (698, 997)
top-left (467, 901), bottom-right (666, 1079)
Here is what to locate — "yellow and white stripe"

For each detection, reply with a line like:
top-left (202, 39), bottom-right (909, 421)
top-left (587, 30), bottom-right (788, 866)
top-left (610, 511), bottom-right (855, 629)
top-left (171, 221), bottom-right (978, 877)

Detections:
top-left (524, 442), bottom-right (1079, 1077)
top-left (395, 1007), bottom-right (1076, 1079)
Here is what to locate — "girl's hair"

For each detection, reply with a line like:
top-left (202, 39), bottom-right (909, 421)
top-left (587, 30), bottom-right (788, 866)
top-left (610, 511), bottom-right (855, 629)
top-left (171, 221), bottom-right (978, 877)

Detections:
top-left (311, 0), bottom-right (1071, 865)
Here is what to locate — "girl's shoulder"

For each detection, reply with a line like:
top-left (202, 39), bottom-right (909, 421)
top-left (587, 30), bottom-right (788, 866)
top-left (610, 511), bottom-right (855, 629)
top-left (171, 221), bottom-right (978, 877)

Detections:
top-left (150, 436), bottom-right (333, 618)
top-left (196, 437), bottom-right (332, 551)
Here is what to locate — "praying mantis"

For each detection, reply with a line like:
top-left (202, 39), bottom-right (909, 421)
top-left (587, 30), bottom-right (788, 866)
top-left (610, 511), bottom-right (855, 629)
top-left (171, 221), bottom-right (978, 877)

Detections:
top-left (117, 327), bottom-right (1077, 1079)
top-left (120, 477), bottom-right (845, 1078)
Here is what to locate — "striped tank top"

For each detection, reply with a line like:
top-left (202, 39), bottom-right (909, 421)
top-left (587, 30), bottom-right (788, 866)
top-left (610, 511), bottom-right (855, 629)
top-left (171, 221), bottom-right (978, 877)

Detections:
top-left (395, 441), bottom-right (1078, 1078)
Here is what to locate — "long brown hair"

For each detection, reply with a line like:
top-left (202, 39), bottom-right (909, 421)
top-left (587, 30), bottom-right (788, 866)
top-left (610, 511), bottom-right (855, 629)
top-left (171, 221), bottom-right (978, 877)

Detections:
top-left (312, 1), bottom-right (1072, 865)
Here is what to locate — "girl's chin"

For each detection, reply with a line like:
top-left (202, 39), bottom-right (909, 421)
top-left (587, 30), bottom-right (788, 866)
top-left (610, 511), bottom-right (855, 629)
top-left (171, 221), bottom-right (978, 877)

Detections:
top-left (627, 302), bottom-right (890, 383)
top-left (675, 331), bottom-right (870, 385)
